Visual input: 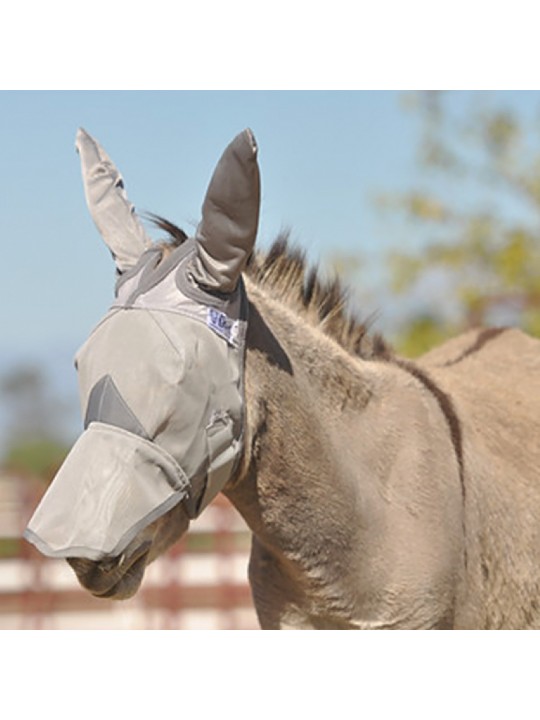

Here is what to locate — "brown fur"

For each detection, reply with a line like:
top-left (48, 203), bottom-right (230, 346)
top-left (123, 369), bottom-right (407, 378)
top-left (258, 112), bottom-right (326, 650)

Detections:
top-left (229, 242), bottom-right (540, 629)
top-left (72, 223), bottom-right (540, 629)
top-left (225, 277), bottom-right (465, 628)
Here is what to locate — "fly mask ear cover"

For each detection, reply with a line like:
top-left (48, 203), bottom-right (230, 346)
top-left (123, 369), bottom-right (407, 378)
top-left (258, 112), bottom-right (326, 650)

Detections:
top-left (24, 243), bottom-right (249, 560)
top-left (24, 128), bottom-right (258, 562)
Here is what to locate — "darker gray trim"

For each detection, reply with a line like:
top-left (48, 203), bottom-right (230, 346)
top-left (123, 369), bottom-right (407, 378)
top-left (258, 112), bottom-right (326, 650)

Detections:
top-left (114, 235), bottom-right (250, 320)
top-left (84, 374), bottom-right (150, 439)
top-left (176, 247), bottom-right (246, 312)
top-left (126, 241), bottom-right (195, 305)
top-left (115, 248), bottom-right (162, 297)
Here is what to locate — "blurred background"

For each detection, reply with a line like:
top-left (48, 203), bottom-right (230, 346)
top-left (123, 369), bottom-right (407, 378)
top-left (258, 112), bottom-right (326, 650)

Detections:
top-left (2, 89), bottom-right (540, 629)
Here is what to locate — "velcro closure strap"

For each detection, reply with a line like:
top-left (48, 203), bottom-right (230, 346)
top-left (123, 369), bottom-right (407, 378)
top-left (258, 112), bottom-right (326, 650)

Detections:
top-left (196, 414), bottom-right (238, 514)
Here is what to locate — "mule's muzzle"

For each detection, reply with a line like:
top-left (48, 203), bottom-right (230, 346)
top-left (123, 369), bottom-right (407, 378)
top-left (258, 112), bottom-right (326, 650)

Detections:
top-left (24, 422), bottom-right (190, 561)
top-left (68, 540), bottom-right (152, 599)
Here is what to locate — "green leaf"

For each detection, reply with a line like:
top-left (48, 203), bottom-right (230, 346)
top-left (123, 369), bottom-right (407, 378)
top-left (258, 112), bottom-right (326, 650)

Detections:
top-left (406, 193), bottom-right (450, 221)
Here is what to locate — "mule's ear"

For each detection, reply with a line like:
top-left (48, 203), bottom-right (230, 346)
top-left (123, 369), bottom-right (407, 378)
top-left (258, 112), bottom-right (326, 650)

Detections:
top-left (75, 128), bottom-right (152, 273)
top-left (191, 129), bottom-right (260, 293)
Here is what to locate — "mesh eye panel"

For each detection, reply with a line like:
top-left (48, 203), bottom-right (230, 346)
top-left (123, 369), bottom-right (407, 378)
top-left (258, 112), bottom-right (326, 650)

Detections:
top-left (84, 374), bottom-right (149, 439)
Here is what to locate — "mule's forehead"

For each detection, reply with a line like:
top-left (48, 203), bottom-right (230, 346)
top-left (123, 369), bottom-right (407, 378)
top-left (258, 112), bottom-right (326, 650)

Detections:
top-left (77, 305), bottom-right (244, 438)
top-left (112, 237), bottom-right (247, 341)
top-left (76, 310), bottom-right (189, 435)
top-left (76, 238), bottom-right (248, 441)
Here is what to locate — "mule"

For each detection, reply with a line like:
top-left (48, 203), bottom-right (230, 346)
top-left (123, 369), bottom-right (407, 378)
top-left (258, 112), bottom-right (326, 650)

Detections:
top-left (25, 128), bottom-right (540, 629)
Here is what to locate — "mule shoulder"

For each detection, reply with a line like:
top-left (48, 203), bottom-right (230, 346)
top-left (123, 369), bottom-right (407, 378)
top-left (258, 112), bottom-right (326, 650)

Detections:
top-left (417, 327), bottom-right (540, 628)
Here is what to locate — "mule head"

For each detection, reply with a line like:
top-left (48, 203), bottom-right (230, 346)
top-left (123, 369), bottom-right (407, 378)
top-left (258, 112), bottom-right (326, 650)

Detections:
top-left (24, 129), bottom-right (260, 599)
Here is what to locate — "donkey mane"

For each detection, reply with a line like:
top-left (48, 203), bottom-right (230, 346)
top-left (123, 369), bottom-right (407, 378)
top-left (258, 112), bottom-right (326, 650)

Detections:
top-left (149, 214), bottom-right (392, 362)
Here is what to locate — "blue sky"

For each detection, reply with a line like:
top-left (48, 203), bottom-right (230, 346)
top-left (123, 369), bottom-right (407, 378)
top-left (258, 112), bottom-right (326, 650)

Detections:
top-left (1, 90), bottom-right (539, 445)
top-left (1, 91), bottom-right (420, 356)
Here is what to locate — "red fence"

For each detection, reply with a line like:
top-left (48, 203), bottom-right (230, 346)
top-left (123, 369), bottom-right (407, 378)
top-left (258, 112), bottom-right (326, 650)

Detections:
top-left (0, 474), bottom-right (259, 630)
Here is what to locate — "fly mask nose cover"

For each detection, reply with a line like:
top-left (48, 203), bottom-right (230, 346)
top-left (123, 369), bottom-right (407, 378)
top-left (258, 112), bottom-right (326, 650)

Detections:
top-left (24, 240), bottom-right (249, 561)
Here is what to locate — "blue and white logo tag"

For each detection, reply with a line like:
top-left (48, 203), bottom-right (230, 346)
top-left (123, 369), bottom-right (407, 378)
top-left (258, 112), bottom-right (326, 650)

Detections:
top-left (207, 308), bottom-right (240, 347)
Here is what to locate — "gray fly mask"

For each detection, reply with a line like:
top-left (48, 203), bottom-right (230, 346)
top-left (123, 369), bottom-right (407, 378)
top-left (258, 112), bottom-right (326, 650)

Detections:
top-left (24, 127), bottom-right (260, 561)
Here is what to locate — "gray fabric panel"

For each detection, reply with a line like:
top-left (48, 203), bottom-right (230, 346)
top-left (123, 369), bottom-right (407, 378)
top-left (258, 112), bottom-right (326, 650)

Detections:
top-left (84, 374), bottom-right (150, 439)
top-left (197, 414), bottom-right (237, 514)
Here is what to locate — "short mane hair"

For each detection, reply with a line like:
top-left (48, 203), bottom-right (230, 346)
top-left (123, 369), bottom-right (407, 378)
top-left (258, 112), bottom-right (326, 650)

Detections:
top-left (147, 214), bottom-right (392, 361)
